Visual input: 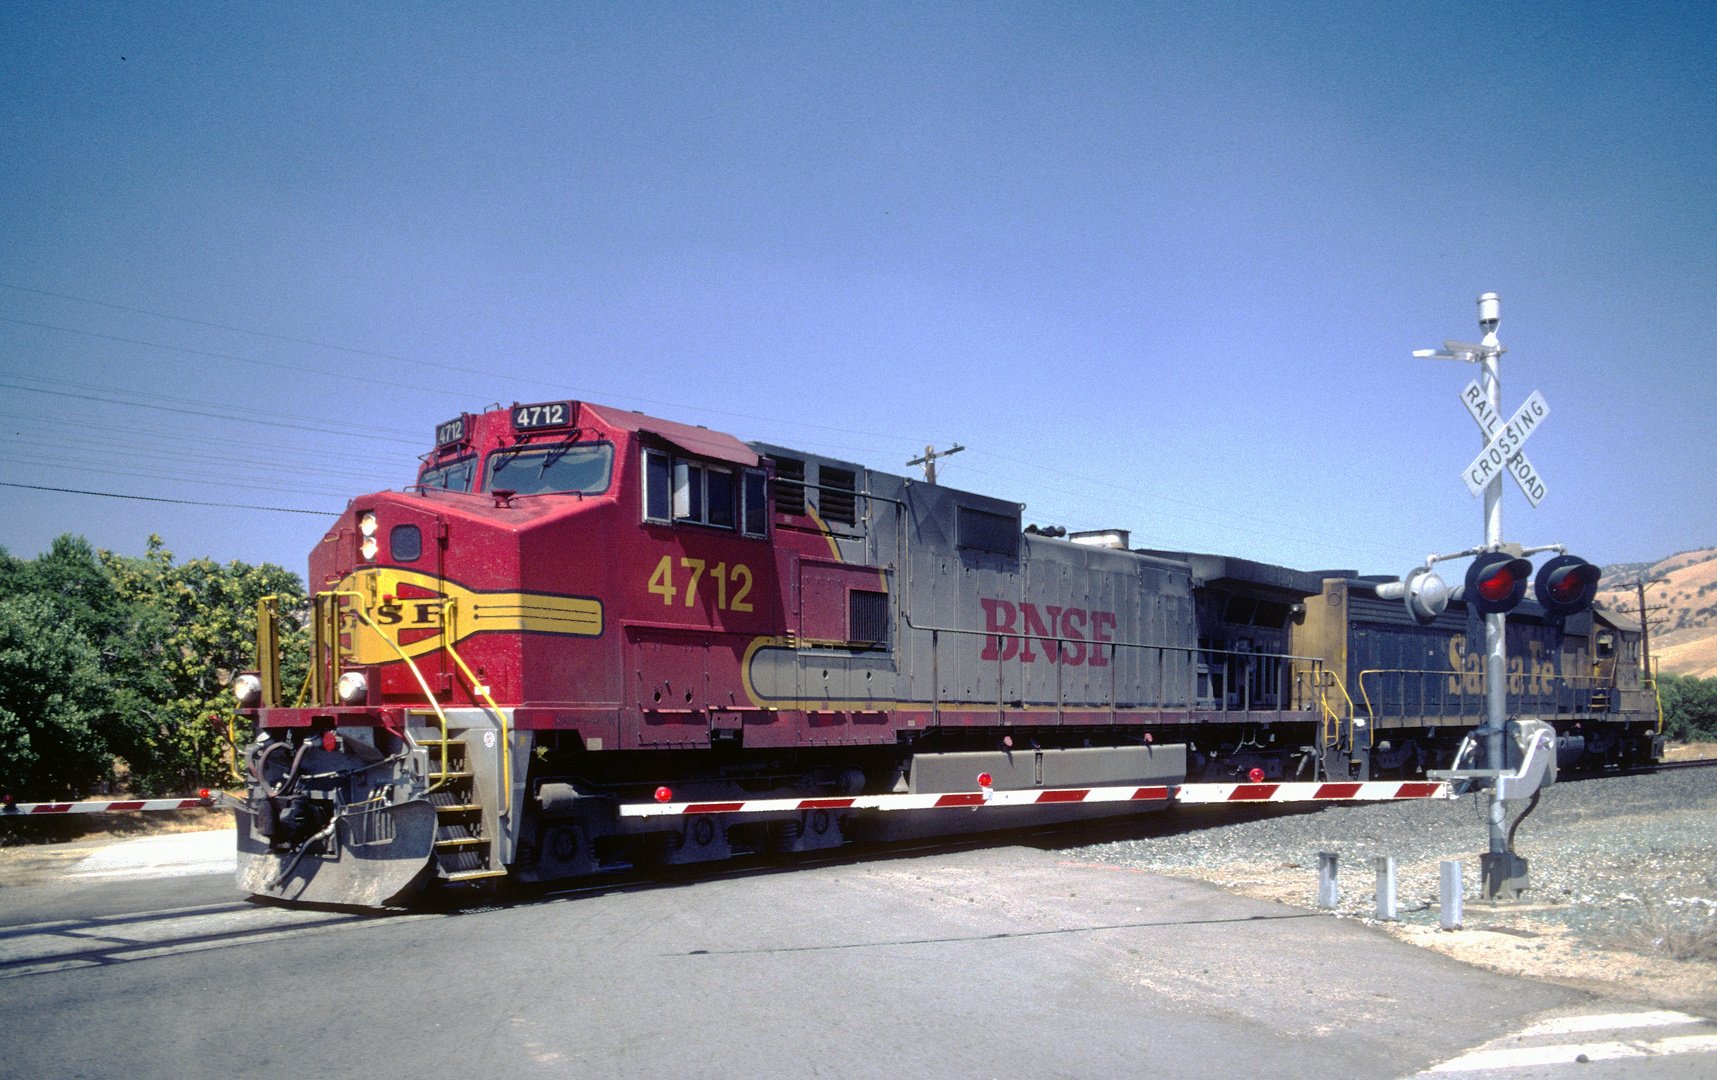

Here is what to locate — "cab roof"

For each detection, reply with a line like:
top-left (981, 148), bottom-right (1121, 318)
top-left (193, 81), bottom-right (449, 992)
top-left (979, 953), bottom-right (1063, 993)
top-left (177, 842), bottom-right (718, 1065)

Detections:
top-left (579, 402), bottom-right (760, 468)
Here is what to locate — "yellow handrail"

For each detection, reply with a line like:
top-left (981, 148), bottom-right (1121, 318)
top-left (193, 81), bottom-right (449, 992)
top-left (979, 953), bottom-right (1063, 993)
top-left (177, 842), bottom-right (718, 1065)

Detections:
top-left (254, 595), bottom-right (281, 707)
top-left (1649, 655), bottom-right (1664, 735)
top-left (440, 598), bottom-right (512, 817)
top-left (1355, 667), bottom-right (1615, 719)
top-left (322, 590), bottom-right (453, 793)
top-left (1320, 664), bottom-right (1356, 716)
top-left (1301, 662), bottom-right (1355, 749)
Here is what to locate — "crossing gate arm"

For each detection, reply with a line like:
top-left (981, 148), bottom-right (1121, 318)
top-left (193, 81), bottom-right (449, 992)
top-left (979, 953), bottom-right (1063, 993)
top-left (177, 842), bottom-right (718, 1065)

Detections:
top-left (1170, 780), bottom-right (1454, 803)
top-left (2, 793), bottom-right (217, 815)
top-left (617, 780), bottom-right (1455, 819)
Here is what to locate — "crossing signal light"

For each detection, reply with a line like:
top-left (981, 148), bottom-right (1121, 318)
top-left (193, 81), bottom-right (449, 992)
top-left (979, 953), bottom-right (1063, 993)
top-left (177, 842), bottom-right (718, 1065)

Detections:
top-left (1464, 552), bottom-right (1533, 614)
top-left (1534, 554), bottom-right (1600, 618)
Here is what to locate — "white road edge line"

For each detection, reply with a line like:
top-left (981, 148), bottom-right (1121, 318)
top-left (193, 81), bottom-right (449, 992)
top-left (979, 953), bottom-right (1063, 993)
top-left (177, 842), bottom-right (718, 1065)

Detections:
top-left (1519, 1011), bottom-right (1709, 1037)
top-left (1430, 1035), bottom-right (1717, 1072)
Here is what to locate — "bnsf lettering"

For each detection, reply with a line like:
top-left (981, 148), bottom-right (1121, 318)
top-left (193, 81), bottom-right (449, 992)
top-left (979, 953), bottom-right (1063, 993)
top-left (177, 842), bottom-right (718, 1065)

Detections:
top-left (981, 598), bottom-right (1116, 666)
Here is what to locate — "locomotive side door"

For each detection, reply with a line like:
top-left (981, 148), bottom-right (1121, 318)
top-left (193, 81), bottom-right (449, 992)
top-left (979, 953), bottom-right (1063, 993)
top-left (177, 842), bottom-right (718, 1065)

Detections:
top-left (632, 627), bottom-right (711, 747)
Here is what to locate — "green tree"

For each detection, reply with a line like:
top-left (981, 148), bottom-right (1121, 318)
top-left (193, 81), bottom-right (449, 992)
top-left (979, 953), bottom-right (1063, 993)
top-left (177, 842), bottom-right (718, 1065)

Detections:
top-left (1656, 672), bottom-right (1717, 742)
top-left (17, 535), bottom-right (130, 644)
top-left (103, 537), bottom-right (309, 795)
top-left (0, 534), bottom-right (309, 798)
top-left (0, 594), bottom-right (113, 798)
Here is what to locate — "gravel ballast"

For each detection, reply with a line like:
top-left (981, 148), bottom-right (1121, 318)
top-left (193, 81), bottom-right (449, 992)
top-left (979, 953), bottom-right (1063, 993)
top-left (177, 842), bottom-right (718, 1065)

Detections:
top-left (1061, 765), bottom-right (1717, 1011)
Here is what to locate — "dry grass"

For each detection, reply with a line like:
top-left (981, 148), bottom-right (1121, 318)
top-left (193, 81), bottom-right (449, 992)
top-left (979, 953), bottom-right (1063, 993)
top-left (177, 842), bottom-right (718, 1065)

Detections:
top-left (1597, 547), bottom-right (1717, 676)
top-left (1602, 905), bottom-right (1717, 963)
top-left (1664, 741), bottom-right (1717, 762)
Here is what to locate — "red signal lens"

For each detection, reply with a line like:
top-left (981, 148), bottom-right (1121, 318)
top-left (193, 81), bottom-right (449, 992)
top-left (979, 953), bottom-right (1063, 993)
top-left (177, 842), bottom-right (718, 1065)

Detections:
top-left (976, 772), bottom-right (993, 787)
top-left (1533, 556), bottom-right (1599, 617)
top-left (654, 786), bottom-right (673, 803)
top-left (1549, 565), bottom-right (1597, 602)
top-left (1247, 768), bottom-right (1266, 783)
top-left (321, 730), bottom-right (337, 751)
top-left (1477, 568), bottom-right (1516, 602)
top-left (199, 789), bottom-right (212, 801)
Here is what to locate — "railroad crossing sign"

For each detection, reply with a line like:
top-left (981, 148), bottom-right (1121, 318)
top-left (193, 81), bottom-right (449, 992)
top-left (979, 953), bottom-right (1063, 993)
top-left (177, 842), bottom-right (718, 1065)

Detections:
top-left (1459, 384), bottom-right (1549, 506)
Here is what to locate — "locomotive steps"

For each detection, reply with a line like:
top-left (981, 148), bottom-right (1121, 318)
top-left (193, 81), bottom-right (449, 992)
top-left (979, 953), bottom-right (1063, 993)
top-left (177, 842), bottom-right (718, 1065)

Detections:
top-left (425, 737), bottom-right (506, 884)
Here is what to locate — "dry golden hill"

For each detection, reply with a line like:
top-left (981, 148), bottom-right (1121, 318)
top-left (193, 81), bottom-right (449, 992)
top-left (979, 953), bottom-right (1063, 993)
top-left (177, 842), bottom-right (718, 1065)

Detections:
top-left (1597, 547), bottom-right (1717, 677)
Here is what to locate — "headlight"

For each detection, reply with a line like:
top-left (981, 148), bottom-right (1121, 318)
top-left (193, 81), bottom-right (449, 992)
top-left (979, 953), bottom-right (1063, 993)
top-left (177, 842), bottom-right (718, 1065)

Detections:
top-left (359, 512), bottom-right (378, 537)
top-left (233, 673), bottom-right (262, 707)
top-left (360, 536), bottom-right (379, 560)
top-left (336, 670), bottom-right (369, 704)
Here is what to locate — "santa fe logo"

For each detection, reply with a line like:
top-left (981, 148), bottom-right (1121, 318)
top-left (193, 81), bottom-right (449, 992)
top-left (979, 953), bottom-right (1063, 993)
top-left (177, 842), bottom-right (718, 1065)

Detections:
top-left (1459, 383), bottom-right (1549, 507)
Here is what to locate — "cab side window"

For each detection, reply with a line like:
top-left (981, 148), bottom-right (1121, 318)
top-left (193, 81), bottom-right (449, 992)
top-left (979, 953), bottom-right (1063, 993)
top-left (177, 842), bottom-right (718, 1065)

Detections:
top-left (644, 448), bottom-right (766, 536)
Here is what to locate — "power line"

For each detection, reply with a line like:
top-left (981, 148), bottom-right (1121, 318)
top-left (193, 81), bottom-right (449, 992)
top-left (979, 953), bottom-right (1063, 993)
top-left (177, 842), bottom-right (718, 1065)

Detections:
top-left (0, 481), bottom-right (336, 516)
top-left (0, 282), bottom-right (947, 446)
top-left (0, 430), bottom-right (393, 485)
top-left (0, 371), bottom-right (423, 440)
top-left (0, 314), bottom-right (484, 404)
top-left (0, 381), bottom-right (423, 444)
top-left (4, 456), bottom-right (367, 500)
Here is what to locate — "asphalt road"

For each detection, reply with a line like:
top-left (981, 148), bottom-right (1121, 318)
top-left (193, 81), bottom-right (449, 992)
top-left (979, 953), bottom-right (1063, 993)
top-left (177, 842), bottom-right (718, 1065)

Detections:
top-left (0, 833), bottom-right (1625, 1080)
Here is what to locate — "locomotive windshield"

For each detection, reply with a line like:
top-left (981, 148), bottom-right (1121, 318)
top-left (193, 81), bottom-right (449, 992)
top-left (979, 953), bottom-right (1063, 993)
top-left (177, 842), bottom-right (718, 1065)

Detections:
top-left (485, 441), bottom-right (614, 496)
top-left (419, 455), bottom-right (477, 492)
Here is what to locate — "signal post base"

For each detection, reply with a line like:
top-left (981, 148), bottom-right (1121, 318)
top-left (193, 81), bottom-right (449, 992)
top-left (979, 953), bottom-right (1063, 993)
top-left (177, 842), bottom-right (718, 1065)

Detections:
top-left (1480, 851), bottom-right (1530, 903)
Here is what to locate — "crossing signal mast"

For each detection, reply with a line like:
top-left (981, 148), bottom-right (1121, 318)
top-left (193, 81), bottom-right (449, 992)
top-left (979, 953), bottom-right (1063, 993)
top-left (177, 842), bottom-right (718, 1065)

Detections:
top-left (1379, 293), bottom-right (1602, 902)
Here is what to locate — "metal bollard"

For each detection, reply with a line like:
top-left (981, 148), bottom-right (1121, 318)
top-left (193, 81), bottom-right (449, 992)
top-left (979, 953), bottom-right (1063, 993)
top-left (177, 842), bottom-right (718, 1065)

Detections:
top-left (1317, 851), bottom-right (1339, 909)
top-left (1439, 860), bottom-right (1463, 930)
top-left (1375, 856), bottom-right (1397, 920)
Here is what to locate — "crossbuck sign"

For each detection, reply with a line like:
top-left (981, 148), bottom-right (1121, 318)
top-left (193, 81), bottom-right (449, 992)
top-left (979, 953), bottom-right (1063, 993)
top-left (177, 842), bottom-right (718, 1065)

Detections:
top-left (1459, 383), bottom-right (1550, 506)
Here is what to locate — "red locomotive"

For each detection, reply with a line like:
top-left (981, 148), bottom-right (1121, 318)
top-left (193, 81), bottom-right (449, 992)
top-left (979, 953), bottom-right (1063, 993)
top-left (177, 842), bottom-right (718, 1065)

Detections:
top-left (232, 401), bottom-right (1652, 905)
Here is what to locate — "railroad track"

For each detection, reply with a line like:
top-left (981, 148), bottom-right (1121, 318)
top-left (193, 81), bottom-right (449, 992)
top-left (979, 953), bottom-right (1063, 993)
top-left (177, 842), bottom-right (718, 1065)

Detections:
top-left (1648, 756), bottom-right (1717, 771)
top-left (1585, 756), bottom-right (1717, 779)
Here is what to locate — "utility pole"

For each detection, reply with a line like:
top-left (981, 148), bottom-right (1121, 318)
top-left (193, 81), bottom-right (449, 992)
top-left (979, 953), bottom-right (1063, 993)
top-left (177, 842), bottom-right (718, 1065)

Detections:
top-left (1611, 578), bottom-right (1668, 676)
top-left (1637, 579), bottom-right (1664, 677)
top-left (907, 444), bottom-right (963, 485)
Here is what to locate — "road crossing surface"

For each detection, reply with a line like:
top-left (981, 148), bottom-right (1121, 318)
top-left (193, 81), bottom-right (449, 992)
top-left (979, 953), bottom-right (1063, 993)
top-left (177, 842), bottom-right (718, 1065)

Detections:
top-left (0, 831), bottom-right (1710, 1079)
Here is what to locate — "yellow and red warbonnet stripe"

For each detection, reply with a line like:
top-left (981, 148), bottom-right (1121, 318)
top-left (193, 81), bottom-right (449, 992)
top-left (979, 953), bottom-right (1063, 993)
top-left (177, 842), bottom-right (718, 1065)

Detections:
top-left (333, 567), bottom-right (603, 665)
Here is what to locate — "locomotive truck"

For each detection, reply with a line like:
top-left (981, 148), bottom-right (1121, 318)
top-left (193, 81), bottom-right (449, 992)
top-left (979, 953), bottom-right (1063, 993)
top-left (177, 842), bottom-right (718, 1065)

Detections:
top-left (231, 401), bottom-right (1655, 906)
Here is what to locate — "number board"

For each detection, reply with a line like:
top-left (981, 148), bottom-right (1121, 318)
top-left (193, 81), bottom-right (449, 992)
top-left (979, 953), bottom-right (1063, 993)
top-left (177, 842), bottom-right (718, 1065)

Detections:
top-left (513, 401), bottom-right (574, 431)
top-left (435, 415), bottom-right (467, 447)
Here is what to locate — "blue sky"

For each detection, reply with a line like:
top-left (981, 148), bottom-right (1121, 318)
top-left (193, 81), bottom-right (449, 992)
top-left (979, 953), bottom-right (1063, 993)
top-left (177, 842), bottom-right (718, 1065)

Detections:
top-left (2, 1), bottom-right (1712, 581)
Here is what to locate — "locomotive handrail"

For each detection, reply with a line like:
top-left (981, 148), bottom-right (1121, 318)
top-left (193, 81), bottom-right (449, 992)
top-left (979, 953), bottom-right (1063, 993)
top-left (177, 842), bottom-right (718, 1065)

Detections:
top-left (440, 598), bottom-right (513, 818)
top-left (321, 590), bottom-right (453, 792)
top-left (900, 607), bottom-right (1329, 714)
top-left (899, 610), bottom-right (1197, 657)
top-left (1648, 655), bottom-right (1664, 735)
top-left (255, 595), bottom-right (282, 707)
top-left (1301, 664), bottom-right (1356, 751)
top-left (1355, 667), bottom-right (1615, 722)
